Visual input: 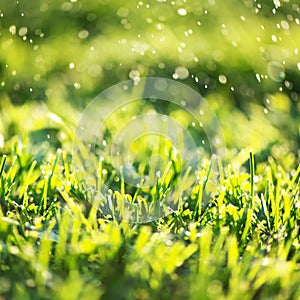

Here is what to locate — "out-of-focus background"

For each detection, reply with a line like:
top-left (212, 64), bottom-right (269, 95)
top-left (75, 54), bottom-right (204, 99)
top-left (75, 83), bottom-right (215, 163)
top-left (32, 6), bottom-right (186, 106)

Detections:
top-left (0, 0), bottom-right (299, 164)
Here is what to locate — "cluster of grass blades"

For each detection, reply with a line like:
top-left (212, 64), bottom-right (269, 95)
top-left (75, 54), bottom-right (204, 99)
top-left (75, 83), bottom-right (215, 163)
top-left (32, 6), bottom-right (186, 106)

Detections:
top-left (0, 136), bottom-right (299, 299)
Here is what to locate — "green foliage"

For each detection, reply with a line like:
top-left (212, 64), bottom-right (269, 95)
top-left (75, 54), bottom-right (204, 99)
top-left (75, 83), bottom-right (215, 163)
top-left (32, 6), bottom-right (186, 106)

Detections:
top-left (0, 0), bottom-right (300, 299)
top-left (0, 139), bottom-right (299, 299)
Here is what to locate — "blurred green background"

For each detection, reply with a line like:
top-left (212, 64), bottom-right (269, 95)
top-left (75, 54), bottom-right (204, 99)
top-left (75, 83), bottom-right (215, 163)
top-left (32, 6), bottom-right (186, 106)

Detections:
top-left (0, 0), bottom-right (299, 164)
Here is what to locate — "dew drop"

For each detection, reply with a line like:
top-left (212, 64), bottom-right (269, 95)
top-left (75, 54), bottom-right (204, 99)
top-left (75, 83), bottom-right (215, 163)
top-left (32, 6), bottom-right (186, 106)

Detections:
top-left (218, 75), bottom-right (227, 84)
top-left (256, 73), bottom-right (261, 82)
top-left (281, 20), bottom-right (289, 30)
top-left (78, 30), bottom-right (89, 39)
top-left (177, 8), bottom-right (187, 16)
top-left (271, 35), bottom-right (278, 42)
top-left (267, 61), bottom-right (286, 82)
top-left (173, 66), bottom-right (189, 80)
top-left (74, 82), bottom-right (81, 89)
top-left (117, 7), bottom-right (129, 17)
top-left (18, 27), bottom-right (28, 36)
top-left (9, 25), bottom-right (16, 35)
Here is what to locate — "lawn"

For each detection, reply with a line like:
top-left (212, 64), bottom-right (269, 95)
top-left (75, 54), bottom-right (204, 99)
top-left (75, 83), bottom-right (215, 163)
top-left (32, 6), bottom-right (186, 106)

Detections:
top-left (0, 0), bottom-right (299, 299)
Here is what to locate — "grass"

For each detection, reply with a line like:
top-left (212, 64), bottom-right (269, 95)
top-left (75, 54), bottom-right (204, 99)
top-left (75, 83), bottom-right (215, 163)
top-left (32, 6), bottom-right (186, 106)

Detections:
top-left (0, 128), bottom-right (299, 299)
top-left (0, 0), bottom-right (300, 299)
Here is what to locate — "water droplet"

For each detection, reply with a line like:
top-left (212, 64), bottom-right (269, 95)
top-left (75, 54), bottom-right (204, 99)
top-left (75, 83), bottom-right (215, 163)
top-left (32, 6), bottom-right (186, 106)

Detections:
top-left (88, 64), bottom-right (102, 77)
top-left (18, 27), bottom-right (28, 36)
top-left (256, 73), bottom-right (261, 82)
top-left (74, 82), bottom-right (81, 89)
top-left (9, 25), bottom-right (16, 35)
top-left (173, 66), bottom-right (189, 80)
top-left (218, 74), bottom-right (227, 84)
top-left (117, 7), bottom-right (129, 17)
top-left (271, 35), bottom-right (278, 42)
top-left (158, 62), bottom-right (165, 69)
top-left (177, 8), bottom-right (187, 16)
top-left (267, 61), bottom-right (285, 82)
top-left (281, 20), bottom-right (289, 30)
top-left (129, 69), bottom-right (140, 85)
top-left (69, 62), bottom-right (75, 69)
top-left (273, 0), bottom-right (281, 8)
top-left (78, 30), bottom-right (89, 39)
